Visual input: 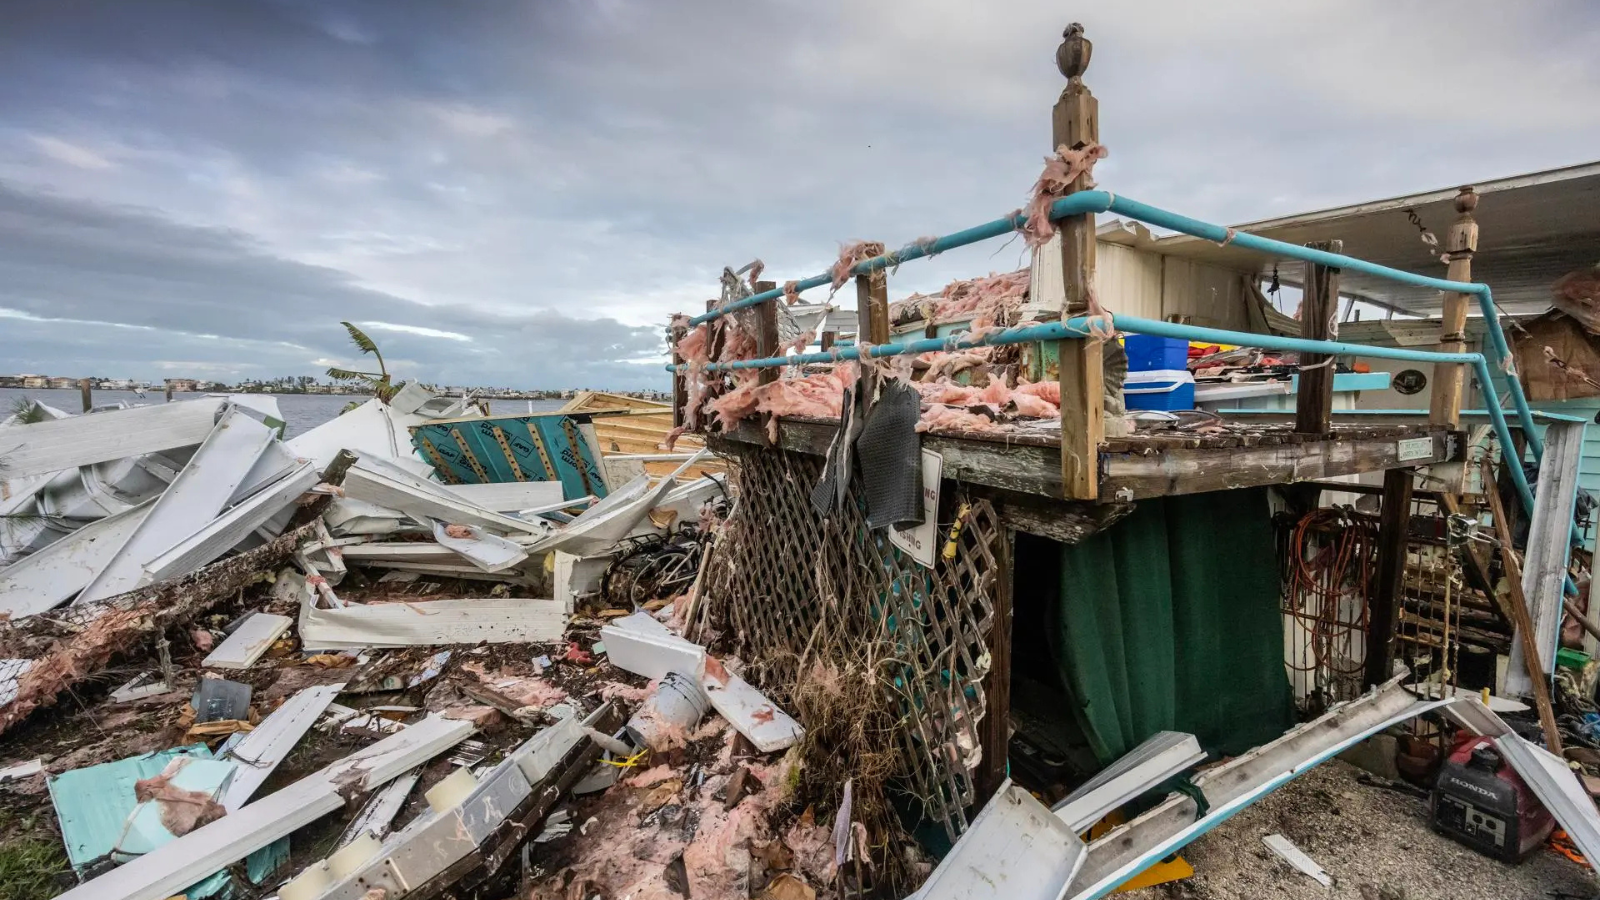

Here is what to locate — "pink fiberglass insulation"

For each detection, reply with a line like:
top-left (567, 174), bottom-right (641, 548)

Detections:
top-left (915, 405), bottom-right (1006, 434)
top-left (1015, 379), bottom-right (1061, 404)
top-left (1022, 141), bottom-right (1108, 247)
top-left (829, 241), bottom-right (885, 292)
top-left (930, 269), bottom-right (1031, 326)
top-left (709, 368), bottom-right (849, 433)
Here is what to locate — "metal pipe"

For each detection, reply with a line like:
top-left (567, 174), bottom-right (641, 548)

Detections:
top-left (679, 190), bottom-right (1542, 478)
top-left (669, 311), bottom-right (1537, 512)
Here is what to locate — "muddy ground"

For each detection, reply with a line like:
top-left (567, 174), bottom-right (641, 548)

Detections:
top-left (1128, 760), bottom-right (1594, 900)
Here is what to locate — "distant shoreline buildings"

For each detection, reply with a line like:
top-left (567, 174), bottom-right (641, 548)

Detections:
top-left (0, 373), bottom-right (667, 402)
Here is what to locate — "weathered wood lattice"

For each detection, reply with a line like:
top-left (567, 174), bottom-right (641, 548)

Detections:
top-left (705, 438), bottom-right (1000, 838)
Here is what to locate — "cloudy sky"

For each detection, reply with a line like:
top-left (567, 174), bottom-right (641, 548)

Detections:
top-left (3, 1), bottom-right (1597, 390)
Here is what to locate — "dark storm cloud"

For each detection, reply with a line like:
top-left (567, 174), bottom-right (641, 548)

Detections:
top-left (1, 0), bottom-right (1598, 386)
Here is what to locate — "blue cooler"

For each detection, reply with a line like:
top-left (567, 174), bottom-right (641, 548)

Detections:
top-left (1124, 335), bottom-right (1189, 371)
top-left (1125, 369), bottom-right (1195, 411)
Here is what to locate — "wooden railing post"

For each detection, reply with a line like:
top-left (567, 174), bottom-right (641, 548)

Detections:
top-left (753, 281), bottom-right (780, 387)
top-left (857, 270), bottom-right (890, 346)
top-left (1428, 187), bottom-right (1479, 428)
top-left (1294, 240), bottom-right (1341, 436)
top-left (1054, 23), bottom-right (1103, 501)
top-left (1366, 467), bottom-right (1414, 687)
top-left (669, 321), bottom-right (688, 429)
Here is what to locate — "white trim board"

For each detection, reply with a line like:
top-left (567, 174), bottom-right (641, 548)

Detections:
top-left (917, 781), bottom-right (1086, 900)
top-left (1052, 731), bottom-right (1205, 833)
top-left (0, 500), bottom-right (154, 618)
top-left (0, 399), bottom-right (224, 480)
top-left (55, 713), bottom-right (474, 900)
top-left (1507, 419), bottom-right (1586, 697)
top-left (300, 596), bottom-right (567, 651)
top-left (202, 613), bottom-right (295, 670)
top-left (77, 407), bottom-right (275, 603)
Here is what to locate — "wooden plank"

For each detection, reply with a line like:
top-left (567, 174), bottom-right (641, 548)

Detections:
top-left (0, 398), bottom-right (224, 480)
top-left (1365, 468), bottom-right (1414, 687)
top-left (1429, 187), bottom-right (1479, 428)
top-left (1053, 32), bottom-right (1102, 502)
top-left (1482, 459), bottom-right (1564, 753)
top-left (1101, 431), bottom-right (1457, 501)
top-left (56, 714), bottom-right (476, 900)
top-left (201, 612), bottom-right (293, 670)
top-left (1295, 240), bottom-right (1341, 436)
top-left (857, 270), bottom-right (890, 345)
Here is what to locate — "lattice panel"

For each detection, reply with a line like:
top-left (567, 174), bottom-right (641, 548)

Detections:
top-left (706, 440), bottom-right (999, 839)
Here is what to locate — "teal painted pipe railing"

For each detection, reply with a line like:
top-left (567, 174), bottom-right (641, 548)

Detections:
top-left (683, 190), bottom-right (1539, 455)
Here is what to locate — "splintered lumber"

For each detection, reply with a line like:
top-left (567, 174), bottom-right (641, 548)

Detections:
top-left (0, 522), bottom-right (315, 739)
top-left (1482, 459), bottom-right (1564, 754)
top-left (54, 713), bottom-right (475, 900)
top-left (78, 406), bottom-right (276, 603)
top-left (299, 597), bottom-right (567, 651)
top-left (0, 398), bottom-right (224, 480)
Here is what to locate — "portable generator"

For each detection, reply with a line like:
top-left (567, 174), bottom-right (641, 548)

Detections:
top-left (1430, 733), bottom-right (1553, 862)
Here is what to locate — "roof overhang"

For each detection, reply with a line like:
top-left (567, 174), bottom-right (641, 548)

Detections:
top-left (1138, 160), bottom-right (1600, 317)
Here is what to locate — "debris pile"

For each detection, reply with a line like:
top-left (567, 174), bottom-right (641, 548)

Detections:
top-left (0, 389), bottom-right (834, 900)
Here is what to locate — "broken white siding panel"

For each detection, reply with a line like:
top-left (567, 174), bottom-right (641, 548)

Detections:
top-left (228, 439), bottom-right (301, 505)
top-left (337, 768), bottom-right (420, 847)
top-left (702, 665), bottom-right (803, 753)
top-left (1052, 731), bottom-right (1206, 833)
top-left (323, 497), bottom-right (412, 536)
top-left (0, 398), bottom-right (224, 480)
top-left (299, 597), bottom-right (566, 651)
top-left (1507, 419), bottom-right (1587, 697)
top-left (219, 683), bottom-right (345, 810)
top-left (529, 473), bottom-right (675, 556)
top-left (202, 613), bottom-right (295, 670)
top-left (1494, 732), bottom-right (1600, 865)
top-left (1261, 834), bottom-right (1332, 887)
top-left (0, 500), bottom-right (154, 618)
top-left (54, 714), bottom-right (475, 900)
top-left (1068, 681), bottom-right (1451, 900)
top-left (599, 623), bottom-right (705, 683)
top-left (430, 520), bottom-right (529, 573)
top-left (443, 481), bottom-right (565, 513)
top-left (553, 551), bottom-right (614, 613)
top-left (144, 462), bottom-right (319, 584)
top-left (342, 463), bottom-right (543, 536)
top-left (78, 407), bottom-right (276, 603)
top-left (917, 781), bottom-right (1086, 900)
top-left (306, 707), bottom-right (599, 900)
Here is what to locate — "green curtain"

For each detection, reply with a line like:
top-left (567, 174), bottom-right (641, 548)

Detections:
top-left (1051, 486), bottom-right (1293, 764)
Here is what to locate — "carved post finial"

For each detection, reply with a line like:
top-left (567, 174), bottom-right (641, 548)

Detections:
top-left (1454, 185), bottom-right (1478, 217)
top-left (1057, 23), bottom-right (1092, 82)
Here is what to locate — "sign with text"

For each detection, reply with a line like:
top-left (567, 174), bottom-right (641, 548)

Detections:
top-left (890, 450), bottom-right (943, 568)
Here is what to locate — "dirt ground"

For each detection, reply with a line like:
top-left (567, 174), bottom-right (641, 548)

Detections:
top-left (1126, 760), bottom-right (1595, 900)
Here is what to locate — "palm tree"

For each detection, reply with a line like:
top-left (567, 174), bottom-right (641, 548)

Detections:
top-left (326, 321), bottom-right (399, 408)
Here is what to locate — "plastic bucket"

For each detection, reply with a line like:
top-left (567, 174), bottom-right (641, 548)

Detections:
top-left (625, 671), bottom-right (710, 751)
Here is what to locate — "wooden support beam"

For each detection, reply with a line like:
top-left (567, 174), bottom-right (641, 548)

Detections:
top-left (78, 378), bottom-right (92, 413)
top-left (1482, 458), bottom-right (1564, 754)
top-left (1053, 24), bottom-right (1103, 501)
top-left (1429, 187), bottom-right (1479, 428)
top-left (670, 321), bottom-right (688, 430)
top-left (976, 525), bottom-right (1014, 807)
top-left (1294, 240), bottom-right (1341, 436)
top-left (856, 270), bottom-right (890, 345)
top-left (753, 280), bottom-right (780, 445)
top-left (1366, 467), bottom-right (1414, 687)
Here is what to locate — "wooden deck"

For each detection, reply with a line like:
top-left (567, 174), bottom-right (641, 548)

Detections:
top-left (711, 416), bottom-right (1462, 502)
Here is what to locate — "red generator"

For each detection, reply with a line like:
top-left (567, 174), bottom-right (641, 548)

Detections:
top-left (1430, 733), bottom-right (1554, 863)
